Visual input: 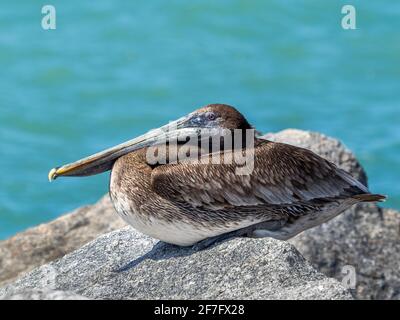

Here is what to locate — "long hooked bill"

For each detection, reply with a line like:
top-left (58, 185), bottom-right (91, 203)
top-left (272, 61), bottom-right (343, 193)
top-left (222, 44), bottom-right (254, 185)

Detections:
top-left (48, 116), bottom-right (200, 182)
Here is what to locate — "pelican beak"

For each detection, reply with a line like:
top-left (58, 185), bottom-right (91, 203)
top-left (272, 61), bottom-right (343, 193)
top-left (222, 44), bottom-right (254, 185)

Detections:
top-left (48, 115), bottom-right (199, 182)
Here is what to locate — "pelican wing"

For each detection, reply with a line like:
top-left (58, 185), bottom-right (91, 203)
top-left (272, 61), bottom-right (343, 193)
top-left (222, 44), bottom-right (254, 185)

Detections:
top-left (150, 141), bottom-right (369, 209)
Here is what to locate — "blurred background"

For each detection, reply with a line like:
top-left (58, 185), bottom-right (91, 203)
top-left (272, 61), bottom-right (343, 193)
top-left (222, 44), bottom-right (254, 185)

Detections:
top-left (0, 1), bottom-right (399, 239)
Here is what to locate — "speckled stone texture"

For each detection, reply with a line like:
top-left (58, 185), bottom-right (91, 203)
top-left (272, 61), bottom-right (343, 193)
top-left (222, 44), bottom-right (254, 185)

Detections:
top-left (290, 204), bottom-right (400, 300)
top-left (3, 289), bottom-right (88, 300)
top-left (0, 227), bottom-right (352, 300)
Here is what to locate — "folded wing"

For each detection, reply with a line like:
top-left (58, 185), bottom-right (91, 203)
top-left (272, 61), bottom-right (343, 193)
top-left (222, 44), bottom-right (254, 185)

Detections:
top-left (150, 141), bottom-right (370, 210)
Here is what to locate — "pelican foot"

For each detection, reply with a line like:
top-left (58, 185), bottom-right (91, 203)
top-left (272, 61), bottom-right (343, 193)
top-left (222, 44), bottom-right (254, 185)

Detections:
top-left (192, 229), bottom-right (248, 251)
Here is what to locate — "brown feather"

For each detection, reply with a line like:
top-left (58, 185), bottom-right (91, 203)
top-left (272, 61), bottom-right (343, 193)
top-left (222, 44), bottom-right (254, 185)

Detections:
top-left (352, 193), bottom-right (386, 202)
top-left (151, 139), bottom-right (370, 210)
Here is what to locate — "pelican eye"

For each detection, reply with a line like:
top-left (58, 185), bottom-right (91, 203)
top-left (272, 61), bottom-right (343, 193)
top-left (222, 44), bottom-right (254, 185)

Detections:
top-left (205, 112), bottom-right (216, 121)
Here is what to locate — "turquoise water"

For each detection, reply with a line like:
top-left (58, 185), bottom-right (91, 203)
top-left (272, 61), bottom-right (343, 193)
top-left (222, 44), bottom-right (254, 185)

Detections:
top-left (1, 1), bottom-right (399, 239)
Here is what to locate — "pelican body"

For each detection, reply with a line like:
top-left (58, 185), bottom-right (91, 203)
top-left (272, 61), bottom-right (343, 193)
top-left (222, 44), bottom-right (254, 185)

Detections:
top-left (49, 104), bottom-right (385, 246)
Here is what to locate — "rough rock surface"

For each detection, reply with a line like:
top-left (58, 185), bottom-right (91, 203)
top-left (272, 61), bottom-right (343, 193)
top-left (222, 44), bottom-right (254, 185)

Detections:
top-left (2, 289), bottom-right (88, 300)
top-left (290, 205), bottom-right (400, 300)
top-left (0, 196), bottom-right (125, 287)
top-left (0, 228), bottom-right (352, 300)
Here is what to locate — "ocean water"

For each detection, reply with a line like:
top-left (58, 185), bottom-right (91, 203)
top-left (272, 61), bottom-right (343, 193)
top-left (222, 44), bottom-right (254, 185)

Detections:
top-left (0, 1), bottom-right (399, 239)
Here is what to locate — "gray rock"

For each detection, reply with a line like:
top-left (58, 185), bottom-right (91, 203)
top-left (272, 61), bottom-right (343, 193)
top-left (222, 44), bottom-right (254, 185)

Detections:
top-left (0, 195), bottom-right (125, 287)
top-left (2, 289), bottom-right (88, 300)
top-left (0, 228), bottom-right (352, 300)
top-left (289, 204), bottom-right (400, 300)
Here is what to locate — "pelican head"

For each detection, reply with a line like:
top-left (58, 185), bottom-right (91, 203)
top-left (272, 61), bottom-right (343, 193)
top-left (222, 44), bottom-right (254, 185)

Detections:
top-left (48, 103), bottom-right (252, 181)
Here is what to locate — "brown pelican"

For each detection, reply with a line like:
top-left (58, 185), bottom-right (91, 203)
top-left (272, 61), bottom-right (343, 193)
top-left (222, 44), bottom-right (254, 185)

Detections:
top-left (49, 104), bottom-right (385, 247)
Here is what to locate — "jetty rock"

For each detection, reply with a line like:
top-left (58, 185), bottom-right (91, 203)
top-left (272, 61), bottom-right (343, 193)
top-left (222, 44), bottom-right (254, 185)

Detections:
top-left (0, 227), bottom-right (352, 300)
